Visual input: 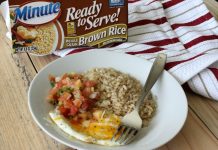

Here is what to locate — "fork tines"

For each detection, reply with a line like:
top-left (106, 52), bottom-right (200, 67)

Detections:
top-left (111, 125), bottom-right (138, 145)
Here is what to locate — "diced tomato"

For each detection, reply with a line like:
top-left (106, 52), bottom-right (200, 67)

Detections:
top-left (84, 80), bottom-right (97, 87)
top-left (69, 105), bottom-right (78, 116)
top-left (49, 87), bottom-right (59, 95)
top-left (53, 94), bottom-right (59, 100)
top-left (59, 92), bottom-right (72, 102)
top-left (79, 95), bottom-right (86, 102)
top-left (61, 77), bottom-right (69, 85)
top-left (82, 87), bottom-right (92, 98)
top-left (47, 87), bottom-right (59, 100)
top-left (58, 106), bottom-right (70, 117)
top-left (73, 99), bottom-right (82, 108)
top-left (63, 99), bottom-right (74, 109)
top-left (81, 99), bottom-right (95, 110)
top-left (61, 73), bottom-right (68, 80)
top-left (81, 101), bottom-right (89, 110)
top-left (56, 81), bottom-right (63, 88)
top-left (48, 74), bottom-right (55, 82)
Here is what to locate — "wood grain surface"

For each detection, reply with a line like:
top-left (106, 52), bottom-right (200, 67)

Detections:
top-left (0, 0), bottom-right (218, 150)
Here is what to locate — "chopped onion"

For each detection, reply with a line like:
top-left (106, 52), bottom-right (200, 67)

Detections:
top-left (55, 77), bottom-right (61, 82)
top-left (89, 92), bottom-right (98, 99)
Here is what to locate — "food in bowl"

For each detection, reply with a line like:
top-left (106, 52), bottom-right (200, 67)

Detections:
top-left (47, 68), bottom-right (156, 146)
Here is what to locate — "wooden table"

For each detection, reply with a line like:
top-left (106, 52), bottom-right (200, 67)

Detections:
top-left (0, 0), bottom-right (218, 149)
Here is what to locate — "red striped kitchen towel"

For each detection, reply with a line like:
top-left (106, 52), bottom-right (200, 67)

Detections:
top-left (54, 0), bottom-right (218, 101)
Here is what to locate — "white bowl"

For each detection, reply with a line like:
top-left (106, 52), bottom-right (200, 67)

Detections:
top-left (28, 50), bottom-right (188, 150)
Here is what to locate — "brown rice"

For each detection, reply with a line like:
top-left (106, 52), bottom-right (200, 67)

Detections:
top-left (31, 23), bottom-right (56, 55)
top-left (84, 68), bottom-right (157, 127)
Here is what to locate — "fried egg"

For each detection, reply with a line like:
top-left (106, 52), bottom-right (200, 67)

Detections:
top-left (49, 110), bottom-right (122, 146)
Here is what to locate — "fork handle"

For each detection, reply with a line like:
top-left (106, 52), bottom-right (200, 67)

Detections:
top-left (135, 53), bottom-right (167, 111)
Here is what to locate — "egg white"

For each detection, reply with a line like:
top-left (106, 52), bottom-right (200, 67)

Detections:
top-left (49, 111), bottom-right (122, 146)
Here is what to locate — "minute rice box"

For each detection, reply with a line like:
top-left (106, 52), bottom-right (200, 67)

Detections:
top-left (9, 0), bottom-right (128, 56)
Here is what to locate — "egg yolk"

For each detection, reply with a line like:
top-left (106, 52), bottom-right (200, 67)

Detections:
top-left (70, 110), bottom-right (121, 140)
top-left (88, 115), bottom-right (120, 140)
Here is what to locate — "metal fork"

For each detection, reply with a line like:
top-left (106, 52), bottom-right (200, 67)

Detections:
top-left (111, 53), bottom-right (167, 145)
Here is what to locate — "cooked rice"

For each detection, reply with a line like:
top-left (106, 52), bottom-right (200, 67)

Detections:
top-left (84, 68), bottom-right (157, 127)
top-left (31, 23), bottom-right (56, 55)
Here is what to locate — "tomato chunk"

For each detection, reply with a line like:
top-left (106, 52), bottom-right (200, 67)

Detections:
top-left (61, 73), bottom-right (68, 80)
top-left (49, 87), bottom-right (59, 95)
top-left (58, 106), bottom-right (70, 117)
top-left (47, 87), bottom-right (58, 100)
top-left (63, 99), bottom-right (74, 109)
top-left (81, 99), bottom-right (95, 110)
top-left (59, 92), bottom-right (71, 102)
top-left (56, 81), bottom-right (63, 88)
top-left (82, 87), bottom-right (92, 98)
top-left (69, 105), bottom-right (78, 116)
top-left (73, 99), bottom-right (82, 108)
top-left (84, 80), bottom-right (97, 87)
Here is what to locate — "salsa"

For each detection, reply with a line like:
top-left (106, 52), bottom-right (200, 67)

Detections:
top-left (47, 73), bottom-right (100, 120)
